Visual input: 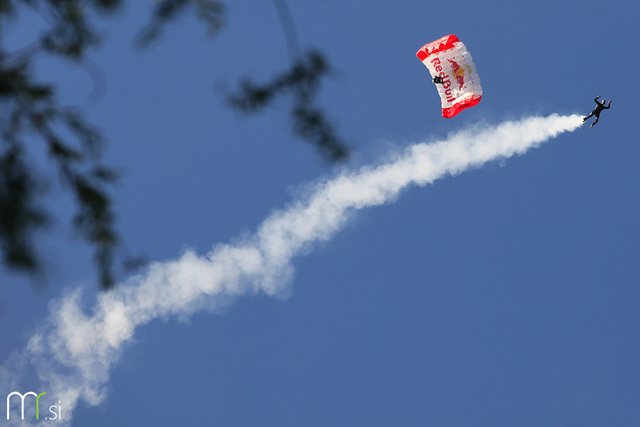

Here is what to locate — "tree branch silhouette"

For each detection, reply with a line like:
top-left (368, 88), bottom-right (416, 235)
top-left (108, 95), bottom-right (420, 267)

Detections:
top-left (1, 0), bottom-right (347, 290)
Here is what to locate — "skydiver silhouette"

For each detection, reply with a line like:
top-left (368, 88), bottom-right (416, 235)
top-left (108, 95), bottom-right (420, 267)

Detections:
top-left (433, 76), bottom-right (445, 84)
top-left (583, 96), bottom-right (611, 128)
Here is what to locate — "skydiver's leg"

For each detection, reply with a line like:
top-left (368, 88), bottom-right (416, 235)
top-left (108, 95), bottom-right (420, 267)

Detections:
top-left (590, 114), bottom-right (600, 128)
top-left (583, 111), bottom-right (594, 122)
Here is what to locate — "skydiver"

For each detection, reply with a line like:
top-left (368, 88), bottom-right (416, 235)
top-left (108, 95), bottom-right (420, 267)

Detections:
top-left (583, 95), bottom-right (611, 128)
top-left (433, 76), bottom-right (445, 84)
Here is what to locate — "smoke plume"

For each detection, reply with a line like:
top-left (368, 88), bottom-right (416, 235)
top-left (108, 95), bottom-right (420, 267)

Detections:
top-left (3, 114), bottom-right (583, 425)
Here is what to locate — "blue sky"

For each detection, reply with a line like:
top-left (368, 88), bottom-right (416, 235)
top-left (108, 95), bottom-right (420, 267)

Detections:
top-left (2, 1), bottom-right (640, 426)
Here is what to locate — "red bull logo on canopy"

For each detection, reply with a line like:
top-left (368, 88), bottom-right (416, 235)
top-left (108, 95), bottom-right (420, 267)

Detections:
top-left (447, 58), bottom-right (466, 90)
top-left (417, 34), bottom-right (482, 118)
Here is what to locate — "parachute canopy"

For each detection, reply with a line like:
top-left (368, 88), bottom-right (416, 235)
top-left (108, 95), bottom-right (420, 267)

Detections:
top-left (417, 35), bottom-right (482, 118)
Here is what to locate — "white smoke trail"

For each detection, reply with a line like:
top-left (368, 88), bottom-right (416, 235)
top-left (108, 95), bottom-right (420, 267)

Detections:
top-left (3, 114), bottom-right (583, 425)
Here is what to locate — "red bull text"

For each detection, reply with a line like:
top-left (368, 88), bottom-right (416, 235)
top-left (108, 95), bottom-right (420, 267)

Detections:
top-left (430, 57), bottom-right (455, 103)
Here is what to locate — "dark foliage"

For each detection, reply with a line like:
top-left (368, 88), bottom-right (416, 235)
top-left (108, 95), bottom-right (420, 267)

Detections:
top-left (229, 50), bottom-right (348, 161)
top-left (136, 0), bottom-right (225, 47)
top-left (1, 52), bottom-right (118, 288)
top-left (0, 0), bottom-right (346, 290)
